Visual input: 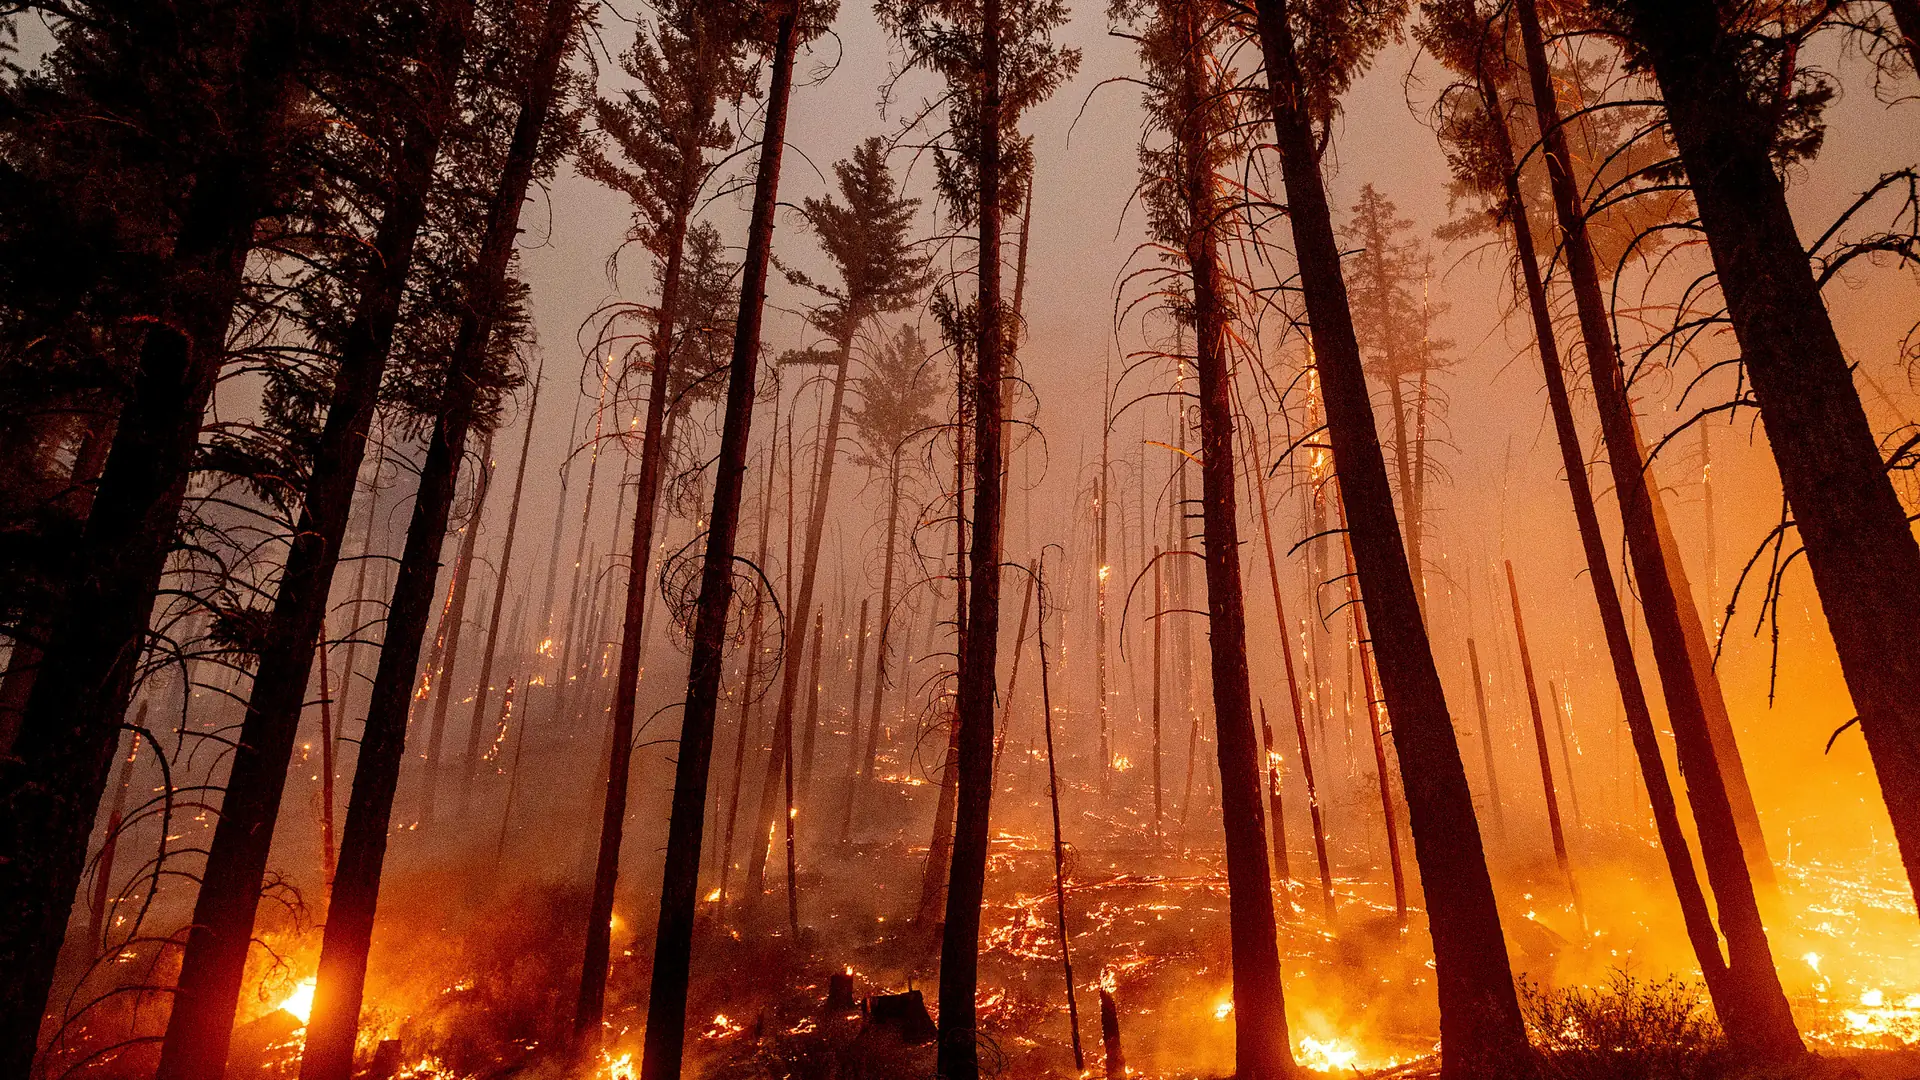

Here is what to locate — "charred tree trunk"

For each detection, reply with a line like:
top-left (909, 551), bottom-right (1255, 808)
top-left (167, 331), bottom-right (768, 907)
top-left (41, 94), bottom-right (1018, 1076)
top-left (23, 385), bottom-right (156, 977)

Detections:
top-left (298, 4), bottom-right (576, 1075)
top-left (1249, 0), bottom-right (1531, 1071)
top-left (1345, 526), bottom-right (1406, 926)
top-left (154, 8), bottom-right (475, 1074)
top-left (1468, 42), bottom-right (1732, 1004)
top-left (0, 11), bottom-right (306, 1064)
top-left (637, 7), bottom-right (798, 1075)
top-left (798, 609), bottom-right (826, 804)
top-left (1465, 639), bottom-right (1505, 842)
top-left (461, 368), bottom-right (541, 815)
top-left (1035, 557), bottom-right (1085, 1071)
top-left (1291, 689), bottom-right (1335, 924)
top-left (861, 455), bottom-right (906, 785)
top-left (421, 431), bottom-right (496, 825)
top-left (839, 597), bottom-right (870, 840)
top-left (1516, 0), bottom-right (1804, 1056)
top-left (576, 88), bottom-right (722, 1030)
top-left (935, 0), bottom-right (1012, 1067)
top-left (87, 714), bottom-right (142, 953)
top-left (1259, 702), bottom-right (1290, 885)
top-left (991, 568), bottom-right (1035, 775)
top-left (1505, 563), bottom-right (1580, 916)
top-left (1173, 2), bottom-right (1294, 1069)
top-left (720, 436), bottom-right (779, 908)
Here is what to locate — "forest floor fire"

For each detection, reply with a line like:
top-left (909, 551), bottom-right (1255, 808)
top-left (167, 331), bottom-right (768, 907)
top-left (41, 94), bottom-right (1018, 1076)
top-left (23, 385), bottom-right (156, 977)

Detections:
top-left (40, 815), bottom-right (1920, 1079)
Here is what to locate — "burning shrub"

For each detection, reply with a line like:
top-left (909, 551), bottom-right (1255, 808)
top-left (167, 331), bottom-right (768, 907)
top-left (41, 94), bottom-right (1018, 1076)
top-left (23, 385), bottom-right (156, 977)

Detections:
top-left (1520, 970), bottom-right (1724, 1080)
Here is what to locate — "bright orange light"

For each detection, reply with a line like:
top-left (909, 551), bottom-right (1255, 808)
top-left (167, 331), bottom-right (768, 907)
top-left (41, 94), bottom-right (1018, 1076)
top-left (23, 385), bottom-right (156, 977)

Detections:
top-left (277, 977), bottom-right (316, 1025)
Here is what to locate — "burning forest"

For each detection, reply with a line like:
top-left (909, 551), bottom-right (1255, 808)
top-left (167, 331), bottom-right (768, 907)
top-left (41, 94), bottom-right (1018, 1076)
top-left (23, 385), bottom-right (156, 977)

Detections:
top-left (8, 0), bottom-right (1920, 1078)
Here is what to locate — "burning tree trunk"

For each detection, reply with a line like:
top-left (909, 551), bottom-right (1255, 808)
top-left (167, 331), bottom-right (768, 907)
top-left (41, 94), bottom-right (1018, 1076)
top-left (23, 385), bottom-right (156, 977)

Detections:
top-left (637, 5), bottom-right (802, 1075)
top-left (720, 433), bottom-right (779, 908)
top-left (0, 11), bottom-right (306, 1064)
top-left (1291, 689), bottom-right (1336, 923)
top-left (1248, 0), bottom-right (1532, 1071)
top-left (1514, 0), bottom-right (1804, 1056)
top-left (460, 370), bottom-right (540, 815)
top-left (298, 2), bottom-right (578, 1074)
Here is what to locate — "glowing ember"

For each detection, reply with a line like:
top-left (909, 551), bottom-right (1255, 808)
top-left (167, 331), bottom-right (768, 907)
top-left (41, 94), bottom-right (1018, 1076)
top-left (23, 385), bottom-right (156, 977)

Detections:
top-left (277, 977), bottom-right (315, 1025)
top-left (1804, 951), bottom-right (1824, 976)
top-left (1212, 997), bottom-right (1233, 1021)
top-left (704, 887), bottom-right (722, 902)
top-left (703, 1013), bottom-right (745, 1040)
top-left (602, 1051), bottom-right (635, 1080)
top-left (1297, 1036), bottom-right (1359, 1071)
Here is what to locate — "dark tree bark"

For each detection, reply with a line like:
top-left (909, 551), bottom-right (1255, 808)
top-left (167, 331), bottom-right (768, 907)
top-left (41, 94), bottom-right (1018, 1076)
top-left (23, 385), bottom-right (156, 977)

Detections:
top-left (637, 7), bottom-right (799, 1076)
top-left (0, 10), bottom-right (307, 1066)
top-left (719, 434), bottom-right (778, 908)
top-left (861, 455), bottom-right (907, 785)
top-left (1505, 562), bottom-right (1580, 915)
top-left (1290, 687), bottom-right (1336, 924)
top-left (797, 609), bottom-right (826, 802)
top-left (420, 431), bottom-right (496, 824)
top-left (743, 322), bottom-right (860, 908)
top-left (1344, 527), bottom-right (1406, 925)
top-left (839, 597), bottom-right (869, 840)
top-left (1248, 0), bottom-right (1532, 1072)
top-left (1035, 557), bottom-right (1085, 1072)
top-left (1466, 41), bottom-right (1731, 1005)
top-left (1516, 0), bottom-right (1804, 1056)
top-left (1465, 639), bottom-right (1505, 843)
top-left (87, 713), bottom-right (142, 953)
top-left (461, 371), bottom-right (541, 815)
top-left (935, 0), bottom-right (1009, 1066)
top-left (297, 3), bottom-right (578, 1075)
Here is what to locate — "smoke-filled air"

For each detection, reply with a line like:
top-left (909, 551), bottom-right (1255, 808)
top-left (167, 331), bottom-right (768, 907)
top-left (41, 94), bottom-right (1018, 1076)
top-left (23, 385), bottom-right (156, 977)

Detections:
top-left (10, 1), bottom-right (1920, 1079)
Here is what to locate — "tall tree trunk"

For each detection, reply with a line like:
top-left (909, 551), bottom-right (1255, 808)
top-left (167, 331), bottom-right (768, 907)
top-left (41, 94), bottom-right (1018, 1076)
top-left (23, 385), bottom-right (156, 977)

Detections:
top-left (798, 609), bottom-right (826, 804)
top-left (577, 124), bottom-right (712, 1035)
top-left (461, 369), bottom-right (541, 815)
top-left (636, 8), bottom-right (798, 1074)
top-left (1387, 376), bottom-right (1421, 601)
top-left (421, 431), bottom-right (496, 825)
top-left (720, 434), bottom-right (779, 908)
top-left (155, 9), bottom-right (476, 1075)
top-left (1346, 525), bottom-right (1406, 925)
top-left (1035, 556), bottom-right (1085, 1071)
top-left (1516, 0), bottom-right (1805, 1056)
top-left (861, 456), bottom-right (906, 784)
top-left (990, 571), bottom-right (1034, 777)
top-left (1547, 681), bottom-right (1581, 828)
top-left (1465, 639), bottom-right (1505, 842)
top-left (1640, 423), bottom-right (1770, 881)
top-left (297, 4), bottom-right (576, 1074)
top-left (936, 0), bottom-right (1009, 1067)
top-left (1505, 563), bottom-right (1580, 915)
top-left (1166, 2), bottom-right (1293, 1070)
top-left (743, 323), bottom-right (860, 908)
top-left (87, 714), bottom-right (143, 953)
top-left (1291, 690), bottom-right (1335, 923)
top-left (1468, 42), bottom-right (1732, 1004)
top-left (917, 396), bottom-right (970, 927)
top-left (839, 598), bottom-right (870, 840)
top-left (0, 10), bottom-right (306, 1065)
top-left (1248, 1), bottom-right (1531, 1072)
